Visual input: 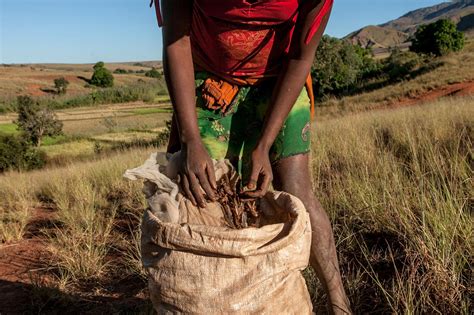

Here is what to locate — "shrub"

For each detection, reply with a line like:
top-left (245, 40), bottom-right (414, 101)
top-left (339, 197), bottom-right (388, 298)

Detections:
top-left (311, 35), bottom-right (381, 97)
top-left (145, 67), bottom-right (162, 79)
top-left (114, 68), bottom-right (128, 74)
top-left (93, 141), bottom-right (104, 155)
top-left (411, 19), bottom-right (465, 56)
top-left (54, 77), bottom-right (69, 94)
top-left (94, 61), bottom-right (105, 69)
top-left (354, 45), bottom-right (382, 79)
top-left (90, 61), bottom-right (114, 87)
top-left (15, 96), bottom-right (63, 147)
top-left (384, 49), bottom-right (423, 82)
top-left (0, 133), bottom-right (46, 172)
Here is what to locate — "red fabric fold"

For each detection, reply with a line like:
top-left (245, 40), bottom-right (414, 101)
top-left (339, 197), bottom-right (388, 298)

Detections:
top-left (152, 0), bottom-right (332, 93)
top-left (152, 0), bottom-right (163, 27)
top-left (304, 0), bottom-right (333, 44)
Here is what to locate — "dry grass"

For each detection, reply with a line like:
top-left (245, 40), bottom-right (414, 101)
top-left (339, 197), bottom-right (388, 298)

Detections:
top-left (309, 96), bottom-right (473, 313)
top-left (1, 46), bottom-right (472, 312)
top-left (62, 111), bottom-right (170, 136)
top-left (0, 63), bottom-right (160, 100)
top-left (91, 131), bottom-right (159, 143)
top-left (0, 96), bottom-right (472, 312)
top-left (0, 102), bottom-right (171, 132)
top-left (0, 148), bottom-right (150, 282)
top-left (41, 139), bottom-right (98, 159)
top-left (44, 179), bottom-right (117, 281)
top-left (0, 184), bottom-right (34, 243)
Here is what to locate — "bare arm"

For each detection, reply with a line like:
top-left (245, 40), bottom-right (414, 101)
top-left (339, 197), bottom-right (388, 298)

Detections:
top-left (160, 0), bottom-right (216, 206)
top-left (161, 0), bottom-right (197, 144)
top-left (245, 0), bottom-right (332, 197)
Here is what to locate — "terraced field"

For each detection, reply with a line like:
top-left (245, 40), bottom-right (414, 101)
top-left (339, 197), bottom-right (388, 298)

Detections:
top-left (0, 99), bottom-right (172, 162)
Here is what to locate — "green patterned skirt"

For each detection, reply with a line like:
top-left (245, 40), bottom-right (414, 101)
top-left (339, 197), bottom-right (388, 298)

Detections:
top-left (195, 72), bottom-right (312, 181)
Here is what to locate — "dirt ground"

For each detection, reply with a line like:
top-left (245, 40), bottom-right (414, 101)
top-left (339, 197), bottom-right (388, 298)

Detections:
top-left (390, 81), bottom-right (474, 107)
top-left (0, 208), bottom-right (151, 314)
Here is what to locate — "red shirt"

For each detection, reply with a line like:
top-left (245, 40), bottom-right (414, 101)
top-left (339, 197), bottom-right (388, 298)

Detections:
top-left (153, 0), bottom-right (333, 84)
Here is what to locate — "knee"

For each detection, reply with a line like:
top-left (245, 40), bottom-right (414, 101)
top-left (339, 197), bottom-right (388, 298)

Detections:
top-left (305, 193), bottom-right (330, 222)
top-left (282, 185), bottom-right (326, 219)
top-left (278, 183), bottom-right (333, 234)
top-left (292, 189), bottom-right (331, 226)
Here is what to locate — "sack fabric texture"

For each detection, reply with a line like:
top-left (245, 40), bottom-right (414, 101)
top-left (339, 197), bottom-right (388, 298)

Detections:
top-left (124, 152), bottom-right (313, 314)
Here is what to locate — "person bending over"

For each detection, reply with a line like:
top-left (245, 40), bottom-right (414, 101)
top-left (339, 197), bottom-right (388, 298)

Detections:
top-left (153, 0), bottom-right (350, 313)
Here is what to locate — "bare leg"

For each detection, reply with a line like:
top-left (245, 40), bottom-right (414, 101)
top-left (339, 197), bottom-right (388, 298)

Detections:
top-left (273, 153), bottom-right (351, 315)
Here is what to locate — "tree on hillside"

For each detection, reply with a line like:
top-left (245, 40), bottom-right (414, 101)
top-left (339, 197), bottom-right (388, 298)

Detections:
top-left (90, 61), bottom-right (114, 87)
top-left (94, 61), bottom-right (105, 70)
top-left (311, 35), bottom-right (381, 97)
top-left (114, 68), bottom-right (127, 74)
top-left (0, 134), bottom-right (46, 172)
top-left (145, 67), bottom-right (162, 79)
top-left (54, 77), bottom-right (69, 94)
top-left (15, 96), bottom-right (63, 147)
top-left (411, 19), bottom-right (465, 56)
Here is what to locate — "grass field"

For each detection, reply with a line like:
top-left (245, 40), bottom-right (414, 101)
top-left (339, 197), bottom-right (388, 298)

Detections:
top-left (0, 45), bottom-right (473, 313)
top-left (0, 123), bottom-right (17, 134)
top-left (0, 62), bottom-right (168, 114)
top-left (0, 62), bottom-right (162, 99)
top-left (2, 42), bottom-right (472, 161)
top-left (0, 95), bottom-right (471, 313)
top-left (0, 100), bottom-right (172, 163)
top-left (309, 96), bottom-right (473, 313)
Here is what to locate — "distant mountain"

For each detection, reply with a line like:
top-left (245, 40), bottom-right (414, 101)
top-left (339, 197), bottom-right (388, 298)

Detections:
top-left (345, 26), bottom-right (410, 50)
top-left (381, 0), bottom-right (474, 35)
top-left (345, 0), bottom-right (474, 50)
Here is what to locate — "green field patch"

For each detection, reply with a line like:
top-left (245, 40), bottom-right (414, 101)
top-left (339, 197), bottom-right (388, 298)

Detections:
top-left (131, 108), bottom-right (172, 115)
top-left (0, 123), bottom-right (18, 135)
top-left (42, 134), bottom-right (70, 146)
top-left (154, 95), bottom-right (171, 102)
top-left (0, 124), bottom-right (75, 146)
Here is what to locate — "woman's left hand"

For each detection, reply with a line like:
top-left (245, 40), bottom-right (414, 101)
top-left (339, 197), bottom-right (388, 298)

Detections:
top-left (243, 146), bottom-right (273, 198)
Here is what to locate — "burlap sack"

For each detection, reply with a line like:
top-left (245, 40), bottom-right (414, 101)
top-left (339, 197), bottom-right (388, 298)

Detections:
top-left (124, 152), bottom-right (312, 314)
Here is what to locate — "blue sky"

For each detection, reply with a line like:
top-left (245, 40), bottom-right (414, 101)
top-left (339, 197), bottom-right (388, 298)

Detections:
top-left (1, 0), bottom-right (446, 64)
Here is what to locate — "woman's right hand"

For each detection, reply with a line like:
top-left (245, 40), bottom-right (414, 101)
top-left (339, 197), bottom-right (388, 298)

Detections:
top-left (178, 139), bottom-right (217, 207)
top-left (161, 0), bottom-right (216, 207)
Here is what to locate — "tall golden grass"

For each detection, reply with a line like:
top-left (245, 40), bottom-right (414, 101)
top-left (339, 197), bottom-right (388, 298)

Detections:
top-left (0, 184), bottom-right (34, 242)
top-left (0, 149), bottom-right (150, 283)
top-left (0, 96), bottom-right (472, 313)
top-left (310, 96), bottom-right (473, 313)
